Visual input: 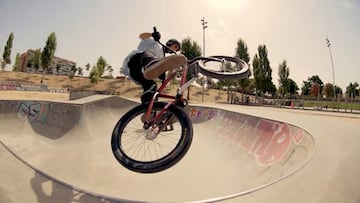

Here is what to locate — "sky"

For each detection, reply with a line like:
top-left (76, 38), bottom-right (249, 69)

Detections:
top-left (0, 0), bottom-right (359, 91)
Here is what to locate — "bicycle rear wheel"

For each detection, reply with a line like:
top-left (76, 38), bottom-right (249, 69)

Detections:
top-left (111, 102), bottom-right (193, 173)
top-left (197, 55), bottom-right (250, 80)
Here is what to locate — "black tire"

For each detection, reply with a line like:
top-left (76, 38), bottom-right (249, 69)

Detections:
top-left (198, 55), bottom-right (250, 80)
top-left (111, 102), bottom-right (193, 173)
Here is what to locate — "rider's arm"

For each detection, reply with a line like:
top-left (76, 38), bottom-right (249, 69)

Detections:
top-left (139, 33), bottom-right (152, 39)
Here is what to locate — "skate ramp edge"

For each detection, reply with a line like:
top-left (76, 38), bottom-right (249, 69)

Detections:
top-left (0, 96), bottom-right (316, 203)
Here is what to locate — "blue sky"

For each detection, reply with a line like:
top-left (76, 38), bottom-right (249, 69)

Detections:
top-left (0, 0), bottom-right (359, 91)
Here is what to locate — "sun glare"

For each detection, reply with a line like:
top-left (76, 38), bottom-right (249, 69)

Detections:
top-left (206, 0), bottom-right (246, 10)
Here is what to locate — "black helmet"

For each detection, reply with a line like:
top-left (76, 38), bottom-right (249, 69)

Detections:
top-left (166, 39), bottom-right (181, 50)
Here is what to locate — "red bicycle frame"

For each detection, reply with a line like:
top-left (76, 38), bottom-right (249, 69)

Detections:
top-left (142, 61), bottom-right (197, 124)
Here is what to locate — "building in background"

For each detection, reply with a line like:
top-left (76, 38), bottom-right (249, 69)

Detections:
top-left (19, 49), bottom-right (76, 76)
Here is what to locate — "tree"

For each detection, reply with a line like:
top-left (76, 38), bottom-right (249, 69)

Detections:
top-left (235, 39), bottom-right (250, 63)
top-left (96, 56), bottom-right (107, 77)
top-left (235, 38), bottom-right (251, 102)
top-left (41, 32), bottom-right (57, 83)
top-left (324, 83), bottom-right (334, 97)
top-left (276, 60), bottom-right (298, 98)
top-left (301, 75), bottom-right (323, 97)
top-left (252, 45), bottom-right (275, 97)
top-left (346, 82), bottom-right (359, 98)
top-left (323, 83), bottom-right (342, 98)
top-left (180, 37), bottom-right (202, 100)
top-left (252, 54), bottom-right (263, 94)
top-left (32, 48), bottom-right (42, 72)
top-left (2, 32), bottom-right (14, 71)
top-left (180, 37), bottom-right (202, 60)
top-left (89, 66), bottom-right (100, 84)
top-left (12, 53), bottom-right (21, 71)
top-left (278, 60), bottom-right (290, 97)
top-left (311, 83), bottom-right (322, 97)
top-left (287, 78), bottom-right (299, 96)
top-left (335, 86), bottom-right (342, 98)
top-left (88, 56), bottom-right (107, 84)
top-left (69, 64), bottom-right (77, 79)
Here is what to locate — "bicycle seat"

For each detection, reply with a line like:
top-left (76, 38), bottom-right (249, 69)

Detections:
top-left (144, 55), bottom-right (186, 80)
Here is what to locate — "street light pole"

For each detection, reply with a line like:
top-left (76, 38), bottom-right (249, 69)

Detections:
top-left (326, 37), bottom-right (336, 111)
top-left (201, 17), bottom-right (208, 102)
top-left (201, 17), bottom-right (208, 57)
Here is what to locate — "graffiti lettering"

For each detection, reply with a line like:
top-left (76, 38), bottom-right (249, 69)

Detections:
top-left (293, 129), bottom-right (304, 144)
top-left (188, 108), bottom-right (216, 120)
top-left (0, 81), bottom-right (68, 92)
top-left (17, 102), bottom-right (47, 122)
top-left (189, 107), bottom-right (304, 166)
top-left (252, 120), bottom-right (291, 166)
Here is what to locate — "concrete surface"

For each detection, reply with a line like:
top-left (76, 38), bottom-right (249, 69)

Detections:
top-left (0, 95), bottom-right (357, 202)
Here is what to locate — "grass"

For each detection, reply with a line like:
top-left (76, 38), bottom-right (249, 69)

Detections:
top-left (303, 100), bottom-right (360, 111)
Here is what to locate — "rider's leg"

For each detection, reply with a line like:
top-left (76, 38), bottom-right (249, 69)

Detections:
top-left (140, 83), bottom-right (157, 104)
top-left (143, 54), bottom-right (186, 80)
top-left (128, 52), bottom-right (158, 104)
top-left (140, 50), bottom-right (158, 67)
top-left (140, 51), bottom-right (165, 82)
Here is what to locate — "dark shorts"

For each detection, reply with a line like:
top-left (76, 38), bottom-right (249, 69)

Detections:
top-left (127, 51), bottom-right (158, 103)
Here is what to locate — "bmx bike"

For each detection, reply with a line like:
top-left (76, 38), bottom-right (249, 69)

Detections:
top-left (111, 27), bottom-right (250, 173)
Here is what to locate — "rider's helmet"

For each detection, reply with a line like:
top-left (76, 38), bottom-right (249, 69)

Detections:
top-left (165, 39), bottom-right (181, 52)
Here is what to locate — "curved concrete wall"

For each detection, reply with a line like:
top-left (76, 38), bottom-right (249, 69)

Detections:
top-left (0, 96), bottom-right (316, 202)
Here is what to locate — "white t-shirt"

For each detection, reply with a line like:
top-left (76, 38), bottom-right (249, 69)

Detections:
top-left (121, 38), bottom-right (164, 79)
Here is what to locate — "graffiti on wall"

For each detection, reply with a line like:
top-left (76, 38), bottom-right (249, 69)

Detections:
top-left (0, 81), bottom-right (67, 93)
top-left (187, 107), bottom-right (217, 123)
top-left (0, 101), bottom-right (49, 123)
top-left (188, 107), bottom-right (305, 166)
top-left (0, 101), bottom-right (80, 135)
top-left (17, 102), bottom-right (47, 122)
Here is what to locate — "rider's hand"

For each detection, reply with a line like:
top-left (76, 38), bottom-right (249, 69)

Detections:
top-left (152, 31), bottom-right (161, 41)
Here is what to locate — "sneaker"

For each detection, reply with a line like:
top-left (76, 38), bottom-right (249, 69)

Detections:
top-left (141, 89), bottom-right (155, 104)
top-left (144, 55), bottom-right (186, 80)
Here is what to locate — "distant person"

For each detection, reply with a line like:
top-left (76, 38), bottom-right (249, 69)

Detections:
top-left (122, 29), bottom-right (185, 104)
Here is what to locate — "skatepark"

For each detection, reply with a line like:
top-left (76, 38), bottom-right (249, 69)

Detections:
top-left (1, 95), bottom-right (359, 203)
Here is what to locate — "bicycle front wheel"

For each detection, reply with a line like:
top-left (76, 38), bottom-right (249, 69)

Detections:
top-left (111, 102), bottom-right (193, 173)
top-left (197, 55), bottom-right (250, 80)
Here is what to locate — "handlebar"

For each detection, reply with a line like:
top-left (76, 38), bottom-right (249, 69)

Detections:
top-left (152, 26), bottom-right (178, 55)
